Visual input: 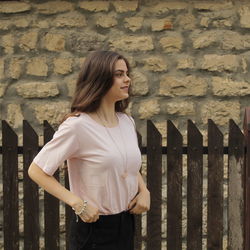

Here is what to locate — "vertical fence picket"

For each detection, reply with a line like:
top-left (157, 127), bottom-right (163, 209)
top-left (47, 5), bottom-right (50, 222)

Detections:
top-left (2, 121), bottom-right (19, 250)
top-left (65, 168), bottom-right (72, 250)
top-left (23, 120), bottom-right (40, 250)
top-left (207, 119), bottom-right (224, 249)
top-left (147, 120), bottom-right (162, 250)
top-left (134, 132), bottom-right (142, 250)
top-left (187, 120), bottom-right (203, 250)
top-left (167, 120), bottom-right (183, 250)
top-left (228, 119), bottom-right (244, 250)
top-left (244, 107), bottom-right (250, 250)
top-left (43, 121), bottom-right (60, 250)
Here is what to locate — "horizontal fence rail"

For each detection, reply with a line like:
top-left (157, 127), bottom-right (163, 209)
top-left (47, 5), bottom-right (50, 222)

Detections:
top-left (1, 110), bottom-right (250, 250)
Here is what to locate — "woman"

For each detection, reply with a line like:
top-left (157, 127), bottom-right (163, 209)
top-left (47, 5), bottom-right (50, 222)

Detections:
top-left (28, 50), bottom-right (150, 250)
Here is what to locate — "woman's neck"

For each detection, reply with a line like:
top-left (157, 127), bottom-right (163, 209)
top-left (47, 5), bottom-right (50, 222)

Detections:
top-left (94, 100), bottom-right (118, 127)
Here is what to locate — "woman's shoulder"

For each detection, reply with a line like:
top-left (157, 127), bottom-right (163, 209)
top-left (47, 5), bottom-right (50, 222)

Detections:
top-left (118, 112), bottom-right (135, 126)
top-left (60, 114), bottom-right (84, 130)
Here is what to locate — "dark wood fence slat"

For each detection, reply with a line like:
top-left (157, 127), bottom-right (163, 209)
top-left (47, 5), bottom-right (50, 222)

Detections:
top-left (2, 120), bottom-right (19, 250)
top-left (207, 119), bottom-right (224, 250)
top-left (146, 120), bottom-right (162, 250)
top-left (228, 119), bottom-right (244, 250)
top-left (134, 132), bottom-right (142, 250)
top-left (43, 121), bottom-right (60, 250)
top-left (187, 120), bottom-right (203, 250)
top-left (244, 107), bottom-right (250, 250)
top-left (23, 120), bottom-right (40, 250)
top-left (65, 168), bottom-right (72, 250)
top-left (167, 120), bottom-right (183, 250)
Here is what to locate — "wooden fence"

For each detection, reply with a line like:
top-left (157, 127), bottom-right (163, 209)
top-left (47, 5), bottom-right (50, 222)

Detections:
top-left (1, 107), bottom-right (250, 250)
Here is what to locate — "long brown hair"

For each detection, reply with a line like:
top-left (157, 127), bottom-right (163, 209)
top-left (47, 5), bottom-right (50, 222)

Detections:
top-left (63, 51), bottom-right (130, 121)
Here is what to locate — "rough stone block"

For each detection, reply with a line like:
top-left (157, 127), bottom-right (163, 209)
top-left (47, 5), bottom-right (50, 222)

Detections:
top-left (194, 2), bottom-right (233, 11)
top-left (130, 70), bottom-right (148, 96)
top-left (159, 34), bottom-right (183, 52)
top-left (150, 2), bottom-right (188, 15)
top-left (53, 58), bottom-right (73, 75)
top-left (110, 36), bottom-right (154, 51)
top-left (112, 1), bottom-right (138, 13)
top-left (177, 56), bottom-right (194, 69)
top-left (0, 59), bottom-right (4, 79)
top-left (31, 101), bottom-right (70, 125)
top-left (163, 101), bottom-right (195, 116)
top-left (0, 84), bottom-right (7, 97)
top-left (19, 31), bottom-right (38, 51)
top-left (212, 77), bottom-right (250, 96)
top-left (96, 14), bottom-right (117, 28)
top-left (201, 101), bottom-right (240, 126)
top-left (138, 99), bottom-right (160, 119)
top-left (124, 17), bottom-right (143, 32)
top-left (221, 31), bottom-right (250, 50)
top-left (16, 82), bottom-right (59, 98)
top-left (9, 58), bottom-right (23, 79)
top-left (68, 31), bottom-right (105, 53)
top-left (0, 2), bottom-right (31, 13)
top-left (239, 6), bottom-right (250, 28)
top-left (65, 76), bottom-right (77, 97)
top-left (201, 54), bottom-right (239, 72)
top-left (191, 31), bottom-right (218, 49)
top-left (151, 18), bottom-right (173, 31)
top-left (2, 34), bottom-right (14, 54)
top-left (79, 1), bottom-right (109, 12)
top-left (26, 57), bottom-right (48, 76)
top-left (35, 1), bottom-right (73, 14)
top-left (143, 56), bottom-right (168, 72)
top-left (159, 76), bottom-right (207, 97)
top-left (43, 33), bottom-right (65, 52)
top-left (0, 17), bottom-right (31, 30)
top-left (177, 14), bottom-right (196, 30)
top-left (7, 104), bottom-right (24, 128)
top-left (54, 11), bottom-right (86, 27)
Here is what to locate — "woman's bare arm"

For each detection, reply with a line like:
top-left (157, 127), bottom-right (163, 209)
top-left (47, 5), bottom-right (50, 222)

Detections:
top-left (28, 162), bottom-right (81, 207)
top-left (28, 162), bottom-right (99, 222)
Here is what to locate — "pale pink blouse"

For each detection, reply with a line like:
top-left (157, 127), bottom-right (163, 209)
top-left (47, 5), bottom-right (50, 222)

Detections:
top-left (33, 112), bottom-right (142, 215)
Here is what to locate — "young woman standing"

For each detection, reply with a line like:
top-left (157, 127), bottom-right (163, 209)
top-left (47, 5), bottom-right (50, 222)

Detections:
top-left (28, 50), bottom-right (150, 250)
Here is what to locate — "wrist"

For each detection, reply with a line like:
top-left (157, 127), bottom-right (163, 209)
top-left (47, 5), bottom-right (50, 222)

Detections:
top-left (69, 197), bottom-right (84, 209)
top-left (139, 187), bottom-right (150, 194)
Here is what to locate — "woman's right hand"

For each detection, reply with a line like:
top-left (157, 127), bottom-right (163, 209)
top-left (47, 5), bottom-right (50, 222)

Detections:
top-left (73, 201), bottom-right (99, 223)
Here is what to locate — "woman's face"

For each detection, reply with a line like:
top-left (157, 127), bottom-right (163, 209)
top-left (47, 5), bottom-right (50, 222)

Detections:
top-left (104, 59), bottom-right (131, 103)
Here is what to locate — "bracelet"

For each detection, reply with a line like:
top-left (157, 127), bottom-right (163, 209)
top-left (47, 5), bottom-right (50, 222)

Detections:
top-left (72, 200), bottom-right (87, 222)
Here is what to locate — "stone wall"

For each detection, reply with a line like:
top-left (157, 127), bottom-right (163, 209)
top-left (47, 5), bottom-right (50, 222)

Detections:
top-left (0, 0), bottom-right (249, 249)
top-left (1, 0), bottom-right (249, 142)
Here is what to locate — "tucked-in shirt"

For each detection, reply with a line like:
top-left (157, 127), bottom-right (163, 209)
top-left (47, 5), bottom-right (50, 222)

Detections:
top-left (33, 112), bottom-right (142, 215)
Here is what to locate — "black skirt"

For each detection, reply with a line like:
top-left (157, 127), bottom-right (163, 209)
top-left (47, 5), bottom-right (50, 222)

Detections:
top-left (69, 210), bottom-right (135, 250)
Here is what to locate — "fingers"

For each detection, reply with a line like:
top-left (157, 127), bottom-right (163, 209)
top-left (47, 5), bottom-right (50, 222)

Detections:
top-left (80, 205), bottom-right (99, 223)
top-left (129, 202), bottom-right (150, 214)
top-left (128, 198), bottom-right (137, 210)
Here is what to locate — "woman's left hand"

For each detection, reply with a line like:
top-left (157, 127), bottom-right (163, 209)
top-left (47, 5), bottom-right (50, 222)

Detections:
top-left (128, 189), bottom-right (150, 214)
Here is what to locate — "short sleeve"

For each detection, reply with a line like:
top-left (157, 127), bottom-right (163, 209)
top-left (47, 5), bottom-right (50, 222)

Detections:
top-left (33, 120), bottom-right (79, 176)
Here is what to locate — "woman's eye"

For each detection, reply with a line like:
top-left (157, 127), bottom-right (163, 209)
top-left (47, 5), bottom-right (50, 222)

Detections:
top-left (115, 73), bottom-right (123, 77)
top-left (114, 72), bottom-right (130, 78)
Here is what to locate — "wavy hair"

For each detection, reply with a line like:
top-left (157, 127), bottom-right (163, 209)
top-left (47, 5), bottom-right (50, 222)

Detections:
top-left (62, 51), bottom-right (131, 121)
